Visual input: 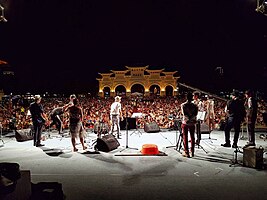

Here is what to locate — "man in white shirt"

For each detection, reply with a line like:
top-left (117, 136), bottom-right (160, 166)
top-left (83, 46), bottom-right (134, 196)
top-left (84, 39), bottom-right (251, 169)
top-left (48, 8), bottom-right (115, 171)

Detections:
top-left (206, 95), bottom-right (215, 131)
top-left (193, 91), bottom-right (204, 144)
top-left (110, 96), bottom-right (123, 139)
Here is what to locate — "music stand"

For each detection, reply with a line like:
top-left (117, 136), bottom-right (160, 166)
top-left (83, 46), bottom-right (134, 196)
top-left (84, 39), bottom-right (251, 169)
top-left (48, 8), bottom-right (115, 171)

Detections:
top-left (120, 103), bottom-right (138, 152)
top-left (130, 113), bottom-right (143, 137)
top-left (173, 120), bottom-right (184, 153)
top-left (195, 113), bottom-right (208, 154)
top-left (166, 119), bottom-right (181, 150)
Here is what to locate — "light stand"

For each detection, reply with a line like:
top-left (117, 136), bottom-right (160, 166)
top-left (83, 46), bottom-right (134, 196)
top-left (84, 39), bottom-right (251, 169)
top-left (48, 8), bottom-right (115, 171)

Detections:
top-left (120, 101), bottom-right (138, 152)
top-left (0, 4), bottom-right (7, 22)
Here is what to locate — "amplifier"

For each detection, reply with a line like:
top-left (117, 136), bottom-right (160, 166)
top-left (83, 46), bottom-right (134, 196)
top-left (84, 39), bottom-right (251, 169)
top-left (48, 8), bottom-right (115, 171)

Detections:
top-left (243, 146), bottom-right (264, 169)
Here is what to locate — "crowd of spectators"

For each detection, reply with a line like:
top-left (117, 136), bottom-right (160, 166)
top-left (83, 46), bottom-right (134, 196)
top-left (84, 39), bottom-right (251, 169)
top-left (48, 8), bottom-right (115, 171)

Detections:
top-left (0, 92), bottom-right (266, 134)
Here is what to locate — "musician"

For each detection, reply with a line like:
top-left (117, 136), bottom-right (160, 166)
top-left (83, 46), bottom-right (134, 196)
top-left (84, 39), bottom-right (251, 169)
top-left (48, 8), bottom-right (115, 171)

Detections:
top-left (221, 91), bottom-right (246, 148)
top-left (243, 90), bottom-right (258, 147)
top-left (29, 95), bottom-right (48, 147)
top-left (68, 94), bottom-right (76, 106)
top-left (110, 96), bottom-right (123, 139)
top-left (66, 98), bottom-right (87, 152)
top-left (49, 101), bottom-right (69, 135)
top-left (193, 91), bottom-right (204, 112)
top-left (206, 95), bottom-right (215, 131)
top-left (181, 92), bottom-right (198, 158)
top-left (193, 91), bottom-right (204, 144)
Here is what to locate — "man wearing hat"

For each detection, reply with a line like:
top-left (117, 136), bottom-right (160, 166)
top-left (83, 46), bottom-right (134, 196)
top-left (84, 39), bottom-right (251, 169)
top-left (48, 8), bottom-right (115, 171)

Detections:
top-left (29, 95), bottom-right (48, 147)
top-left (221, 91), bottom-right (246, 148)
top-left (110, 96), bottom-right (123, 139)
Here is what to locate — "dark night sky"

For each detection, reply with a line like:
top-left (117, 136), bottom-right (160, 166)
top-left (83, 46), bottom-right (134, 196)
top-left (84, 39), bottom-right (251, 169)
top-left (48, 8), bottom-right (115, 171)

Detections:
top-left (0, 0), bottom-right (267, 95)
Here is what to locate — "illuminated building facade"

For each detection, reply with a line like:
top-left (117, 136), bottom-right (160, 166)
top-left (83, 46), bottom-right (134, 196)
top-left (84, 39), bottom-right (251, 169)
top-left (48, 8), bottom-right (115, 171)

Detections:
top-left (97, 66), bottom-right (179, 97)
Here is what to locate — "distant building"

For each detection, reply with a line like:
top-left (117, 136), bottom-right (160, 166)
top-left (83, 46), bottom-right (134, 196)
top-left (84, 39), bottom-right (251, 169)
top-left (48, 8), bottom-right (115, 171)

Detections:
top-left (97, 65), bottom-right (180, 97)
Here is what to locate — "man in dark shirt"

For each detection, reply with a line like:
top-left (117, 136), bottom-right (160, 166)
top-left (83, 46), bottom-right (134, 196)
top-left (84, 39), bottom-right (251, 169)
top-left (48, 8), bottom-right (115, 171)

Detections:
top-left (221, 91), bottom-right (246, 148)
top-left (181, 92), bottom-right (198, 158)
top-left (49, 101), bottom-right (69, 135)
top-left (29, 95), bottom-right (48, 147)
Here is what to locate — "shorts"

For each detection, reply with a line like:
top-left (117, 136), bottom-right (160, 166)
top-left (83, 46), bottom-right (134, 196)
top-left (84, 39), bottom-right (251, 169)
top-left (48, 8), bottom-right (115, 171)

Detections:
top-left (69, 122), bottom-right (85, 138)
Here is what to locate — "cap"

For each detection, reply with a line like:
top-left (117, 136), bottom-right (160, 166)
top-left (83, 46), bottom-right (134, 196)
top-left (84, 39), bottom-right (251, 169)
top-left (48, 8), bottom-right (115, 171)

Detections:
top-left (115, 96), bottom-right (121, 101)
top-left (193, 91), bottom-right (200, 96)
top-left (34, 95), bottom-right (41, 101)
top-left (70, 94), bottom-right (76, 99)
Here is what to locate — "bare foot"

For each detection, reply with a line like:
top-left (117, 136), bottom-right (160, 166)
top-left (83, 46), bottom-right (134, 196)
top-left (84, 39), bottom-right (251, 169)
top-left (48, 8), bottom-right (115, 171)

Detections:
top-left (73, 148), bottom-right (78, 152)
top-left (83, 146), bottom-right (88, 150)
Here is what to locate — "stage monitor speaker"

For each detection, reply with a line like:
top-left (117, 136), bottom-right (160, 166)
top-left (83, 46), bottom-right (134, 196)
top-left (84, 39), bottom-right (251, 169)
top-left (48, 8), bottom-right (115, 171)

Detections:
top-left (15, 129), bottom-right (33, 142)
top-left (120, 117), bottom-right (136, 130)
top-left (95, 134), bottom-right (120, 152)
top-left (243, 147), bottom-right (264, 169)
top-left (200, 122), bottom-right (210, 134)
top-left (144, 122), bottom-right (160, 133)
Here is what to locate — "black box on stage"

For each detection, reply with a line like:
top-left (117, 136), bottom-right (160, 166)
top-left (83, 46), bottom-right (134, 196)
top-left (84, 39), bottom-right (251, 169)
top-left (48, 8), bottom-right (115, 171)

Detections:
top-left (95, 134), bottom-right (120, 152)
top-left (144, 122), bottom-right (160, 133)
top-left (243, 146), bottom-right (264, 169)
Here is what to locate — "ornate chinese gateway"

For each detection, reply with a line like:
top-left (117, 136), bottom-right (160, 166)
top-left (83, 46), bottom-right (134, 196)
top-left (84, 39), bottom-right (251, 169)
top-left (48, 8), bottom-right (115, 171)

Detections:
top-left (97, 65), bottom-right (180, 97)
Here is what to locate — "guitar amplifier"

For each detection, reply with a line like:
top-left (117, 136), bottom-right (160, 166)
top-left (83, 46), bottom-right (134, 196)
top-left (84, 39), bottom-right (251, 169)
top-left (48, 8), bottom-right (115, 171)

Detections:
top-left (243, 146), bottom-right (264, 169)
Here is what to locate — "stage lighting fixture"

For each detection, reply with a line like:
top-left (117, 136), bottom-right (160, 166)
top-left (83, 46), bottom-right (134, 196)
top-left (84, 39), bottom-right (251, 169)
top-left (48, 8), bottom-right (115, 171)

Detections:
top-left (0, 4), bottom-right (7, 22)
top-left (256, 0), bottom-right (267, 16)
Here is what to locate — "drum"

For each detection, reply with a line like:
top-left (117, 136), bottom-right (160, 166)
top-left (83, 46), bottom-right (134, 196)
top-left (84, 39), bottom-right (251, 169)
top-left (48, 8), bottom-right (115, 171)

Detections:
top-left (93, 122), bottom-right (109, 135)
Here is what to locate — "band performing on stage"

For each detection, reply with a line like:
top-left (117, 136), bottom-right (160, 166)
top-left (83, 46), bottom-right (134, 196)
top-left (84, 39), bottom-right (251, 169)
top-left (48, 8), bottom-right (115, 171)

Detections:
top-left (3, 89), bottom-right (265, 161)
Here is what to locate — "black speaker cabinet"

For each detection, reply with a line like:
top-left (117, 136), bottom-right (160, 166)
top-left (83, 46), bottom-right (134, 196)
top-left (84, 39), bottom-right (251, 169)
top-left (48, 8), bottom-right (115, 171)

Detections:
top-left (144, 122), bottom-right (160, 133)
top-left (15, 129), bottom-right (33, 142)
top-left (243, 146), bottom-right (264, 169)
top-left (95, 134), bottom-right (120, 152)
top-left (200, 122), bottom-right (210, 134)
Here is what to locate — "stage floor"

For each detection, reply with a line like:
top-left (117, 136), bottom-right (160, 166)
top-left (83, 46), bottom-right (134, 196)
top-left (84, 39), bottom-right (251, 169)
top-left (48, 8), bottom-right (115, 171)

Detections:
top-left (0, 129), bottom-right (267, 200)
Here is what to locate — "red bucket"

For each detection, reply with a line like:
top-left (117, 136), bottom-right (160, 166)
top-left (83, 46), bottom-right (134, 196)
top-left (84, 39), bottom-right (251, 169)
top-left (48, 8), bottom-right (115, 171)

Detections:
top-left (141, 144), bottom-right (159, 155)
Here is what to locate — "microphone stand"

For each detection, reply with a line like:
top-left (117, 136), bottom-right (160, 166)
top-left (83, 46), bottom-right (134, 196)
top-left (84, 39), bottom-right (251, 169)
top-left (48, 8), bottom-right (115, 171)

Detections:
top-left (120, 100), bottom-right (138, 152)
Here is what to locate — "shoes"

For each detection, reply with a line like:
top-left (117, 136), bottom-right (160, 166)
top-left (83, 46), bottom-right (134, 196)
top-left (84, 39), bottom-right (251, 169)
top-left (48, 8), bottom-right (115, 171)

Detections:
top-left (221, 143), bottom-right (231, 147)
top-left (73, 148), bottom-right (78, 152)
top-left (190, 152), bottom-right (194, 157)
top-left (243, 143), bottom-right (255, 148)
top-left (36, 144), bottom-right (45, 147)
top-left (182, 152), bottom-right (190, 158)
top-left (232, 144), bottom-right (238, 148)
